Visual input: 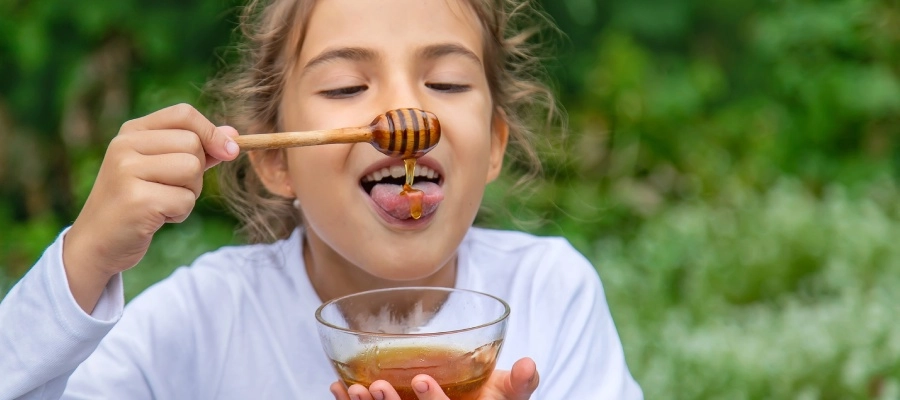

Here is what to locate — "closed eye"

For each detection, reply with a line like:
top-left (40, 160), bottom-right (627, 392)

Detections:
top-left (426, 83), bottom-right (471, 93)
top-left (319, 85), bottom-right (368, 99)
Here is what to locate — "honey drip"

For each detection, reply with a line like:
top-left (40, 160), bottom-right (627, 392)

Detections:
top-left (400, 158), bottom-right (423, 219)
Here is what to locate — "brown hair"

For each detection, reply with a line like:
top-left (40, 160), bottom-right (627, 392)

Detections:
top-left (208, 0), bottom-right (560, 243)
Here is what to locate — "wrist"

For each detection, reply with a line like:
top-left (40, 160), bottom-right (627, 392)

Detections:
top-left (63, 225), bottom-right (117, 314)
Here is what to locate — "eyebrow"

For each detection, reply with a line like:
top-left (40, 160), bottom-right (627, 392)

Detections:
top-left (418, 43), bottom-right (482, 66)
top-left (302, 47), bottom-right (379, 74)
top-left (301, 43), bottom-right (482, 77)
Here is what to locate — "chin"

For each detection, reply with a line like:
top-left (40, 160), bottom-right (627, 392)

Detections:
top-left (358, 251), bottom-right (451, 283)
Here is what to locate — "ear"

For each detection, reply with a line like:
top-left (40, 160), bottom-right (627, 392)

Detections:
top-left (486, 108), bottom-right (510, 183)
top-left (247, 149), bottom-right (294, 198)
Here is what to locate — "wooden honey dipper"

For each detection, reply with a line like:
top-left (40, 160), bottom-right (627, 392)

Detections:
top-left (234, 108), bottom-right (441, 158)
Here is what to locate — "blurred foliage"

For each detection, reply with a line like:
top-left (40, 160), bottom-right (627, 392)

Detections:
top-left (1, 0), bottom-right (899, 397)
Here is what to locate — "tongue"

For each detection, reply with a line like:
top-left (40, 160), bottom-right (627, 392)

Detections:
top-left (370, 181), bottom-right (444, 219)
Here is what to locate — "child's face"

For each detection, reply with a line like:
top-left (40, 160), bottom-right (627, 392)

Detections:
top-left (257, 0), bottom-right (507, 281)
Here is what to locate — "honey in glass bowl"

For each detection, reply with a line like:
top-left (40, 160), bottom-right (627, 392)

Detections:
top-left (316, 287), bottom-right (510, 400)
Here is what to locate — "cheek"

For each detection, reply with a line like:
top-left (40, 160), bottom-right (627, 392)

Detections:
top-left (451, 114), bottom-right (495, 166)
top-left (284, 148), bottom-right (340, 201)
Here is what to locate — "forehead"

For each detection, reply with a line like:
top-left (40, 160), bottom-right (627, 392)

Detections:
top-left (297, 0), bottom-right (485, 65)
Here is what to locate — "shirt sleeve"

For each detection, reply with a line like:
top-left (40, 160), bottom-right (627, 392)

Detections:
top-left (532, 239), bottom-right (644, 399)
top-left (0, 228), bottom-right (124, 400)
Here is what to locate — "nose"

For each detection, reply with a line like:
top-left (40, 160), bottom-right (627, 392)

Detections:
top-left (376, 74), bottom-right (426, 113)
top-left (365, 76), bottom-right (440, 158)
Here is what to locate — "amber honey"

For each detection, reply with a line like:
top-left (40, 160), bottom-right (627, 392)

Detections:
top-left (400, 158), bottom-right (424, 219)
top-left (330, 342), bottom-right (501, 400)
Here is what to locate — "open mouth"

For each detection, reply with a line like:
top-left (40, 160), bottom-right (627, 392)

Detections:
top-left (360, 164), bottom-right (442, 194)
top-left (360, 162), bottom-right (445, 220)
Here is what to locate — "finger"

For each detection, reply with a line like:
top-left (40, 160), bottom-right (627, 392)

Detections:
top-left (129, 182), bottom-right (196, 225)
top-left (409, 375), bottom-right (450, 400)
top-left (122, 103), bottom-right (239, 163)
top-left (331, 381), bottom-right (352, 400)
top-left (130, 153), bottom-right (204, 199)
top-left (206, 125), bottom-right (239, 169)
top-left (122, 129), bottom-right (207, 164)
top-left (122, 126), bottom-right (236, 171)
top-left (347, 384), bottom-right (375, 400)
top-left (508, 358), bottom-right (540, 398)
top-left (368, 380), bottom-right (401, 400)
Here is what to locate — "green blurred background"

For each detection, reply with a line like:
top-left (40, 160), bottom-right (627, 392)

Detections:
top-left (2, 0), bottom-right (899, 397)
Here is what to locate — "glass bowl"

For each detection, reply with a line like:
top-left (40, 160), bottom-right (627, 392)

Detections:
top-left (315, 287), bottom-right (510, 400)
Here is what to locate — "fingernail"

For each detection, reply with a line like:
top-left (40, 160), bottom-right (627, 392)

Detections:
top-left (349, 395), bottom-right (360, 400)
top-left (372, 390), bottom-right (385, 400)
top-left (225, 140), bottom-right (239, 156)
top-left (414, 381), bottom-right (429, 393)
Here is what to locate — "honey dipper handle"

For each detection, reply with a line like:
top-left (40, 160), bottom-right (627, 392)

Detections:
top-left (234, 127), bottom-right (372, 150)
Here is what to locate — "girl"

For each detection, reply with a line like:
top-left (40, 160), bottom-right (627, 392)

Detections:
top-left (0, 0), bottom-right (643, 399)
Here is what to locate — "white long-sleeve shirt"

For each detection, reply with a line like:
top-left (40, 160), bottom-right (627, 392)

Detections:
top-left (0, 227), bottom-right (642, 399)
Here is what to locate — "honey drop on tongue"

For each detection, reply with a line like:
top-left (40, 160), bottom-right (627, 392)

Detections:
top-left (400, 158), bottom-right (424, 219)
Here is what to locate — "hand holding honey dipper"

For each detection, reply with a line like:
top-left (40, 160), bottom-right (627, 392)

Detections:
top-left (62, 107), bottom-right (437, 314)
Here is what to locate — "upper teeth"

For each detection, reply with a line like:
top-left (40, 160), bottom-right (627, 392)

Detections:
top-left (362, 165), bottom-right (439, 182)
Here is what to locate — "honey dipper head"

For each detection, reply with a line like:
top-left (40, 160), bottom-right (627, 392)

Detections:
top-left (369, 108), bottom-right (441, 158)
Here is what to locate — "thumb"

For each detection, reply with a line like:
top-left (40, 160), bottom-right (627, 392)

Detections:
top-left (508, 358), bottom-right (540, 398)
top-left (128, 104), bottom-right (240, 164)
top-left (205, 125), bottom-right (240, 169)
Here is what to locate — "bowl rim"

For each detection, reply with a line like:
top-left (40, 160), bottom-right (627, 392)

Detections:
top-left (314, 286), bottom-right (511, 337)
